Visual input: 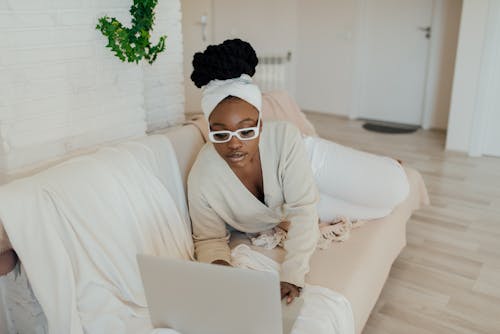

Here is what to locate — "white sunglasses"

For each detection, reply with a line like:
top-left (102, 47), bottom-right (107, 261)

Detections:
top-left (208, 114), bottom-right (261, 143)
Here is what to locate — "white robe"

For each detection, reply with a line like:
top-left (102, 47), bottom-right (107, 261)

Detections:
top-left (188, 121), bottom-right (320, 287)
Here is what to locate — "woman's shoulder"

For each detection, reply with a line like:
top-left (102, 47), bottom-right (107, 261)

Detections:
top-left (262, 121), bottom-right (302, 149)
top-left (264, 119), bottom-right (299, 131)
top-left (263, 120), bottom-right (301, 138)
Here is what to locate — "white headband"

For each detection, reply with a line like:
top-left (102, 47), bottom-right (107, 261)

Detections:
top-left (201, 74), bottom-right (262, 120)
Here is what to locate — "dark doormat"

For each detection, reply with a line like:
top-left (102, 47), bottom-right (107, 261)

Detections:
top-left (362, 121), bottom-right (419, 134)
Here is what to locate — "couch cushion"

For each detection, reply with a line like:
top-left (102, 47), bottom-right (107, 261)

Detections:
top-left (262, 91), bottom-right (318, 137)
top-left (159, 124), bottom-right (206, 193)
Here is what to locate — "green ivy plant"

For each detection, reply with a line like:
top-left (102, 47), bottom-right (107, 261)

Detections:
top-left (96, 0), bottom-right (166, 64)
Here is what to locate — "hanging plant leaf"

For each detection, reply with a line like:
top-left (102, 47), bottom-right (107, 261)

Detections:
top-left (96, 0), bottom-right (167, 64)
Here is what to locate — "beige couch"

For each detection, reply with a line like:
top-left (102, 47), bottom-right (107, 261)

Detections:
top-left (0, 120), bottom-right (428, 334)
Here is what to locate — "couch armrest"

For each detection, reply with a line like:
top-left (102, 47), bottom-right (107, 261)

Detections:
top-left (161, 124), bottom-right (206, 191)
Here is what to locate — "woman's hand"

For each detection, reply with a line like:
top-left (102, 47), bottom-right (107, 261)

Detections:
top-left (280, 281), bottom-right (302, 304)
top-left (211, 259), bottom-right (231, 266)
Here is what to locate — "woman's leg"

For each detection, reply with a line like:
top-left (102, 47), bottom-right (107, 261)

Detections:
top-left (303, 136), bottom-right (409, 221)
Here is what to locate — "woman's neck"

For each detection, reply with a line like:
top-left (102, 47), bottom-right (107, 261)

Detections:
top-left (231, 149), bottom-right (265, 204)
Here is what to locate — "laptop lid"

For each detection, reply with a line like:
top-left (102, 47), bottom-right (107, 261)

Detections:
top-left (137, 254), bottom-right (283, 334)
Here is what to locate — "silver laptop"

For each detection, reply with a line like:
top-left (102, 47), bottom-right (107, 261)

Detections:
top-left (137, 254), bottom-right (303, 334)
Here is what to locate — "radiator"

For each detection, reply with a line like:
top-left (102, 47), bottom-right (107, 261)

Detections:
top-left (254, 52), bottom-right (291, 92)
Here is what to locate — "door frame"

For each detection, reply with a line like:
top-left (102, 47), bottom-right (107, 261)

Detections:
top-left (349, 0), bottom-right (438, 129)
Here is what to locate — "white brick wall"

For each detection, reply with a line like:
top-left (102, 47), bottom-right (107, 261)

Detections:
top-left (0, 1), bottom-right (185, 331)
top-left (145, 0), bottom-right (185, 131)
top-left (0, 0), bottom-right (185, 181)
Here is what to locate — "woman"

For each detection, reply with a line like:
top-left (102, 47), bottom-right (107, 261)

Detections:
top-left (187, 39), bottom-right (409, 304)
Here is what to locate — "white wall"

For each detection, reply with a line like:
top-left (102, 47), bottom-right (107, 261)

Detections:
top-left (144, 0), bottom-right (185, 131)
top-left (445, 0), bottom-right (489, 152)
top-left (0, 0), bottom-right (185, 182)
top-left (180, 0), bottom-right (299, 113)
top-left (447, 0), bottom-right (500, 156)
top-left (212, 0), bottom-right (298, 96)
top-left (295, 0), bottom-right (460, 129)
top-left (480, 1), bottom-right (500, 157)
top-left (296, 0), bottom-right (358, 117)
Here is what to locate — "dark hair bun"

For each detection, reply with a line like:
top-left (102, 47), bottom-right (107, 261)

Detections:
top-left (190, 38), bottom-right (258, 88)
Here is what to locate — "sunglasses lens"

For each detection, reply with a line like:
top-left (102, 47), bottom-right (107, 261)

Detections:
top-left (237, 128), bottom-right (257, 139)
top-left (212, 132), bottom-right (230, 142)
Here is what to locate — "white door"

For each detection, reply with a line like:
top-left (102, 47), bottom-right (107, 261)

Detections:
top-left (357, 0), bottom-right (434, 125)
top-left (181, 0), bottom-right (213, 114)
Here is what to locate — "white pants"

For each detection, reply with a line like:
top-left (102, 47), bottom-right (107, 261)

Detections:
top-left (303, 137), bottom-right (409, 222)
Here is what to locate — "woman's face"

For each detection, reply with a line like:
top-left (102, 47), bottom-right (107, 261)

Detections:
top-left (208, 97), bottom-right (262, 170)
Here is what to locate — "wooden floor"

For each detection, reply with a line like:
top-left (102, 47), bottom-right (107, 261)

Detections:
top-left (305, 112), bottom-right (500, 334)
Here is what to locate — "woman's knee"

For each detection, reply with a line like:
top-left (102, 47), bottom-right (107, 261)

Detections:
top-left (381, 159), bottom-right (410, 206)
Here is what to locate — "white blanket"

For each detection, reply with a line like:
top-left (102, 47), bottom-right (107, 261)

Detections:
top-left (0, 136), bottom-right (193, 334)
top-left (0, 135), bottom-right (353, 334)
top-left (231, 245), bottom-right (354, 334)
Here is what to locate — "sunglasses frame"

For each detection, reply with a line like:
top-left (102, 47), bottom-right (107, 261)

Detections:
top-left (208, 113), bottom-right (261, 143)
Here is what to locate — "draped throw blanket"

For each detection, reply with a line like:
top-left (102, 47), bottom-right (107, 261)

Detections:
top-left (0, 136), bottom-right (193, 334)
top-left (231, 245), bottom-right (355, 334)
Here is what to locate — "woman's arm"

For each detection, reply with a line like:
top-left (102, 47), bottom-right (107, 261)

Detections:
top-left (279, 124), bottom-right (320, 288)
top-left (188, 190), bottom-right (232, 265)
